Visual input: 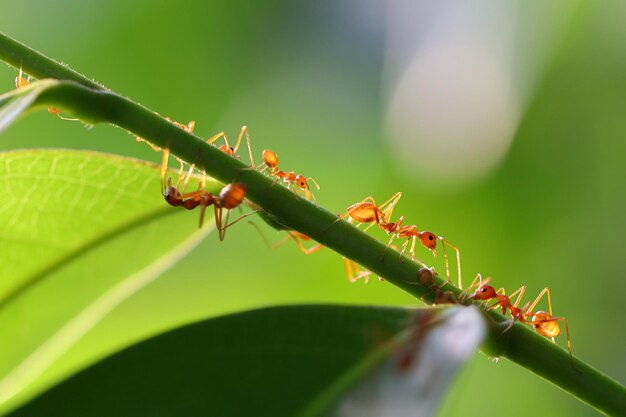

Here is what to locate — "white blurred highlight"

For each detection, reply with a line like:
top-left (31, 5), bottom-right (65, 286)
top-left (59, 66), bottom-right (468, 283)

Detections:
top-left (384, 0), bottom-right (570, 184)
top-left (387, 43), bottom-right (518, 183)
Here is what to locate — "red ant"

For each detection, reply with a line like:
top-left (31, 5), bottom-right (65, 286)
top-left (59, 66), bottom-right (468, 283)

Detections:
top-left (382, 217), bottom-right (462, 289)
top-left (334, 193), bottom-right (403, 283)
top-left (160, 148), bottom-right (250, 240)
top-left (259, 149), bottom-right (320, 204)
top-left (15, 68), bottom-right (79, 121)
top-left (337, 193), bottom-right (462, 288)
top-left (465, 274), bottom-right (573, 361)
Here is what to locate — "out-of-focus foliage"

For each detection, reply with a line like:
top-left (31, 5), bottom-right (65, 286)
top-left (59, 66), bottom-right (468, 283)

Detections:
top-left (0, 1), bottom-right (624, 416)
top-left (0, 150), bottom-right (215, 413)
top-left (6, 306), bottom-right (485, 417)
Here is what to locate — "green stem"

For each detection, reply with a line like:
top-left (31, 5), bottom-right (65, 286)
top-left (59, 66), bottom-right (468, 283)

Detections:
top-left (0, 32), bottom-right (624, 416)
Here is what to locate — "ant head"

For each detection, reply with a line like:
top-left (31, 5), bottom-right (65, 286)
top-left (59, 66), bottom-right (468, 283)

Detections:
top-left (163, 182), bottom-right (179, 205)
top-left (419, 231), bottom-right (437, 250)
top-left (295, 174), bottom-right (307, 190)
top-left (262, 149), bottom-right (279, 168)
top-left (470, 284), bottom-right (496, 300)
top-left (219, 183), bottom-right (247, 209)
top-left (219, 144), bottom-right (235, 156)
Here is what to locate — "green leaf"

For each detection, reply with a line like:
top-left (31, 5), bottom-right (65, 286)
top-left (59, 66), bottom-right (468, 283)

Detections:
top-left (5, 305), bottom-right (486, 417)
top-left (0, 149), bottom-right (216, 414)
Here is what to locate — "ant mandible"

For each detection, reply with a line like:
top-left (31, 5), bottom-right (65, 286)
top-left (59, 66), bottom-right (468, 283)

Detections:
top-left (259, 149), bottom-right (320, 205)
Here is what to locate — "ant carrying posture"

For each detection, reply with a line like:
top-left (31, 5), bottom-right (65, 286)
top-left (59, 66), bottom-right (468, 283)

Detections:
top-left (160, 149), bottom-right (250, 240)
top-left (259, 149), bottom-right (320, 205)
top-left (15, 68), bottom-right (79, 121)
top-left (465, 275), bottom-right (573, 361)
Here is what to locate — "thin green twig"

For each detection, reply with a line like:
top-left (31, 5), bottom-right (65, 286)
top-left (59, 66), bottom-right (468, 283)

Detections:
top-left (0, 32), bottom-right (624, 416)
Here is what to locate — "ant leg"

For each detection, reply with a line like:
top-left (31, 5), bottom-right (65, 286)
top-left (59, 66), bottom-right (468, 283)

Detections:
top-left (524, 287), bottom-right (553, 317)
top-left (206, 131), bottom-right (229, 148)
top-left (250, 222), bottom-right (324, 255)
top-left (214, 206), bottom-right (226, 240)
top-left (459, 273), bottom-right (484, 302)
top-left (174, 157), bottom-right (186, 189)
top-left (282, 231), bottom-right (324, 254)
top-left (361, 192), bottom-right (402, 233)
top-left (248, 220), bottom-right (274, 248)
top-left (304, 177), bottom-right (321, 206)
top-left (136, 136), bottom-right (162, 152)
top-left (509, 286), bottom-right (528, 308)
top-left (181, 163), bottom-right (196, 194)
top-left (379, 192), bottom-right (403, 221)
top-left (343, 257), bottom-right (356, 281)
top-left (16, 66), bottom-right (26, 89)
top-left (382, 233), bottom-right (397, 261)
top-left (160, 148), bottom-right (171, 194)
top-left (221, 209), bottom-right (260, 238)
top-left (440, 239), bottom-right (462, 289)
top-left (184, 120), bottom-right (196, 134)
top-left (408, 236), bottom-right (429, 270)
top-left (343, 258), bottom-right (369, 283)
top-left (232, 125), bottom-right (256, 167)
top-left (525, 316), bottom-right (573, 361)
top-left (198, 201), bottom-right (209, 228)
top-left (560, 317), bottom-right (573, 363)
top-left (48, 108), bottom-right (80, 121)
top-left (398, 238), bottom-right (411, 264)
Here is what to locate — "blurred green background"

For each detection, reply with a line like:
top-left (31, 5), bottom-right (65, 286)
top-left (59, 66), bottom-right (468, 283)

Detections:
top-left (1, 1), bottom-right (625, 416)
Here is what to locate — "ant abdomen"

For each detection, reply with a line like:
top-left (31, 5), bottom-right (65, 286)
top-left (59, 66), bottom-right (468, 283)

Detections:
top-left (219, 183), bottom-right (247, 209)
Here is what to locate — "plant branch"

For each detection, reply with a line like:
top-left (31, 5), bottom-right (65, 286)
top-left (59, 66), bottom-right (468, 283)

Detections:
top-left (0, 32), bottom-right (624, 416)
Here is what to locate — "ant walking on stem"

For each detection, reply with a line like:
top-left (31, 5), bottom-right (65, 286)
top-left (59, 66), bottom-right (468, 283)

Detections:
top-left (465, 274), bottom-right (573, 362)
top-left (381, 218), bottom-right (462, 289)
top-left (332, 193), bottom-right (405, 283)
top-left (336, 192), bottom-right (462, 288)
top-left (160, 148), bottom-right (251, 240)
top-left (259, 149), bottom-right (320, 205)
